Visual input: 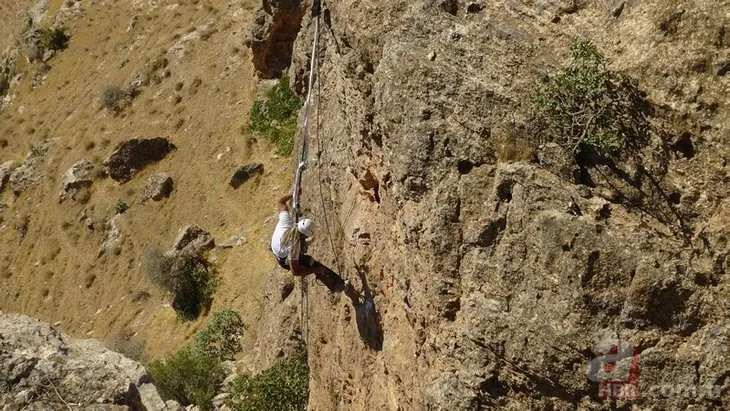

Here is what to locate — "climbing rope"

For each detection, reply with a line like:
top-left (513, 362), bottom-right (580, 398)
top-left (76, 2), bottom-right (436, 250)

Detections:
top-left (292, 0), bottom-right (322, 217)
top-left (294, 0), bottom-right (322, 348)
top-left (314, 31), bottom-right (345, 278)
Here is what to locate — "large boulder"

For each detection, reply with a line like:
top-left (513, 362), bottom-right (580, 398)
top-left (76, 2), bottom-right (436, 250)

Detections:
top-left (104, 138), bottom-right (174, 183)
top-left (168, 225), bottom-right (215, 256)
top-left (0, 313), bottom-right (178, 410)
top-left (140, 172), bottom-right (173, 203)
top-left (58, 159), bottom-right (93, 203)
top-left (9, 140), bottom-right (53, 194)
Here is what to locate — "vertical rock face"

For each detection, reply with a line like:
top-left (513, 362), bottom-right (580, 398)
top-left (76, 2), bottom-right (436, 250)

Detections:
top-left (253, 0), bottom-right (730, 409)
top-left (0, 313), bottom-right (176, 410)
top-left (248, 0), bottom-right (305, 78)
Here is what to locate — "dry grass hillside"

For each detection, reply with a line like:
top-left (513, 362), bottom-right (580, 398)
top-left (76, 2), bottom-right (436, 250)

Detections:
top-left (0, 0), bottom-right (290, 361)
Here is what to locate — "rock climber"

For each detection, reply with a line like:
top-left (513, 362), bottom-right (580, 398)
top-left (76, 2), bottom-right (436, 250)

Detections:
top-left (271, 192), bottom-right (354, 294)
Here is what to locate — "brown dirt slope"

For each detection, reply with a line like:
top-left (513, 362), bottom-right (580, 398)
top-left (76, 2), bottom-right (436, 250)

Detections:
top-left (0, 0), bottom-right (288, 361)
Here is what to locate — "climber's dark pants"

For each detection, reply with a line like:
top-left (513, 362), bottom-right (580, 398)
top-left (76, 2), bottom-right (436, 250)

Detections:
top-left (275, 254), bottom-right (317, 270)
top-left (274, 254), bottom-right (346, 292)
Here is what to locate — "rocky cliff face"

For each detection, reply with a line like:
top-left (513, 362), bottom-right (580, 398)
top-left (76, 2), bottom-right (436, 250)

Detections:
top-left (250, 0), bottom-right (729, 409)
top-left (0, 313), bottom-right (176, 410)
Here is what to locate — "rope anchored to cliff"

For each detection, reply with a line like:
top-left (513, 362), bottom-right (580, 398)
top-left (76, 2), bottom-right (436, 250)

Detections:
top-left (292, 0), bottom-right (322, 217)
top-left (293, 0), bottom-right (323, 348)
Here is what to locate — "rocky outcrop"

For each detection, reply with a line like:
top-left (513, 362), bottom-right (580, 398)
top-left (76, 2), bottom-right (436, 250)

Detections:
top-left (0, 160), bottom-right (14, 193)
top-left (0, 313), bottom-right (177, 410)
top-left (104, 138), bottom-right (174, 183)
top-left (140, 172), bottom-right (173, 203)
top-left (168, 225), bottom-right (214, 256)
top-left (265, 0), bottom-right (730, 409)
top-left (98, 215), bottom-right (122, 257)
top-left (9, 140), bottom-right (53, 194)
top-left (58, 159), bottom-right (93, 203)
top-left (229, 163), bottom-right (263, 189)
top-left (247, 0), bottom-right (305, 78)
top-left (0, 52), bottom-right (15, 99)
top-left (246, 269), bottom-right (301, 374)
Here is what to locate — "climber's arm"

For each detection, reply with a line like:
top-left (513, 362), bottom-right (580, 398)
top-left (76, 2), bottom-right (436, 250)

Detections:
top-left (277, 194), bottom-right (293, 212)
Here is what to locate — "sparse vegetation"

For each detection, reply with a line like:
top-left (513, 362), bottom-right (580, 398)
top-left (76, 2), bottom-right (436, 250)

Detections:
top-left (149, 309), bottom-right (245, 409)
top-left (149, 346), bottom-right (224, 411)
top-left (131, 289), bottom-right (151, 303)
top-left (114, 200), bottom-right (129, 214)
top-left (101, 86), bottom-right (126, 111)
top-left (532, 39), bottom-right (645, 154)
top-left (248, 76), bottom-right (302, 156)
top-left (193, 309), bottom-right (246, 360)
top-left (83, 272), bottom-right (96, 288)
top-left (495, 124), bottom-right (537, 163)
top-left (107, 328), bottom-right (146, 362)
top-left (0, 265), bottom-right (11, 279)
top-left (142, 247), bottom-right (217, 321)
top-left (73, 187), bottom-right (91, 204)
top-left (15, 214), bottom-right (29, 238)
top-left (39, 27), bottom-right (70, 51)
top-left (227, 350), bottom-right (309, 411)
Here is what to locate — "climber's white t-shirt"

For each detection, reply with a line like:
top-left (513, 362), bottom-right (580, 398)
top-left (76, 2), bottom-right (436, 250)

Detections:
top-left (271, 212), bottom-right (300, 260)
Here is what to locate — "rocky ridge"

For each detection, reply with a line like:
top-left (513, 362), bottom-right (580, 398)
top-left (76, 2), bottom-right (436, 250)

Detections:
top-left (0, 313), bottom-right (177, 410)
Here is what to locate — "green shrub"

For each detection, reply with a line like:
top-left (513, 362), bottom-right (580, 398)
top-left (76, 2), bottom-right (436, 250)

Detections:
top-left (532, 39), bottom-right (629, 154)
top-left (149, 347), bottom-right (224, 411)
top-left (39, 27), bottom-right (69, 51)
top-left (194, 309), bottom-right (246, 360)
top-left (248, 76), bottom-right (302, 156)
top-left (227, 350), bottom-right (309, 411)
top-left (114, 200), bottom-right (129, 214)
top-left (142, 247), bottom-right (217, 321)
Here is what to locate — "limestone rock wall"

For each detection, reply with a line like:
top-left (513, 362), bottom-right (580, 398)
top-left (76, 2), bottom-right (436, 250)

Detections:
top-left (254, 0), bottom-right (729, 409)
top-left (0, 313), bottom-right (175, 410)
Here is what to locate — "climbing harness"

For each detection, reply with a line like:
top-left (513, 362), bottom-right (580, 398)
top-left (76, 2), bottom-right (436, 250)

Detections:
top-left (293, 0), bottom-right (322, 348)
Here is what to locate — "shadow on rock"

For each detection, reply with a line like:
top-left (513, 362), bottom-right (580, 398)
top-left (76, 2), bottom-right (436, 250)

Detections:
top-left (352, 266), bottom-right (383, 351)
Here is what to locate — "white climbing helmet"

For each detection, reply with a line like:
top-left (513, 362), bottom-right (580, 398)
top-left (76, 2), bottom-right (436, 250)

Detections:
top-left (297, 218), bottom-right (315, 238)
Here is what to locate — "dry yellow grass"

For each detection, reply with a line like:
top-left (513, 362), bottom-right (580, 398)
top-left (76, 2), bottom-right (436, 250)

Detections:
top-left (0, 0), bottom-right (289, 361)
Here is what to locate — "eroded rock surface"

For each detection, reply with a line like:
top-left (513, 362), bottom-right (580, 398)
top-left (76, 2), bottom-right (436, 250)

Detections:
top-left (247, 0), bottom-right (305, 78)
top-left (248, 0), bottom-right (730, 409)
top-left (9, 140), bottom-right (53, 194)
top-left (98, 215), bottom-right (122, 257)
top-left (58, 159), bottom-right (92, 203)
top-left (0, 160), bottom-right (14, 193)
top-left (140, 172), bottom-right (173, 203)
top-left (168, 225), bottom-right (215, 256)
top-left (0, 313), bottom-right (176, 410)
